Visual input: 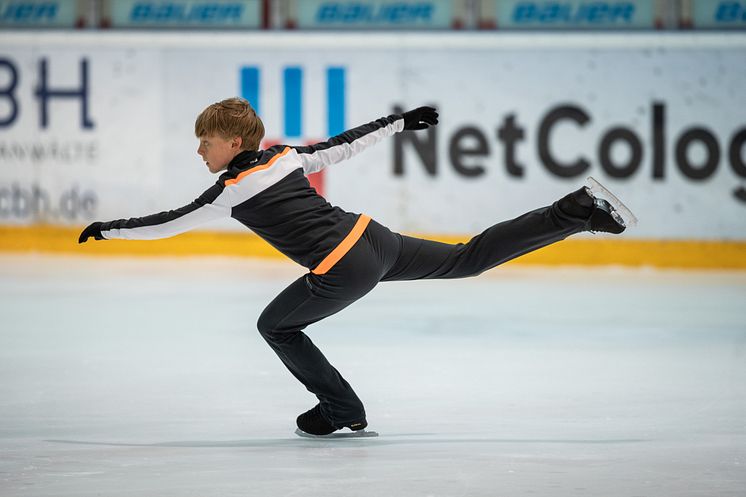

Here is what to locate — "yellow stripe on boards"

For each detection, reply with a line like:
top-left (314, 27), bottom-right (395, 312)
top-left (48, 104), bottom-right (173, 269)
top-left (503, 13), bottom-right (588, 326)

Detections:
top-left (0, 224), bottom-right (284, 259)
top-left (1, 224), bottom-right (745, 269)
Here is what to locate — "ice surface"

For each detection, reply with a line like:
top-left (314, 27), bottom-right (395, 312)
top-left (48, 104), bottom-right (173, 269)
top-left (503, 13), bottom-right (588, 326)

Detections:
top-left (1, 255), bottom-right (744, 497)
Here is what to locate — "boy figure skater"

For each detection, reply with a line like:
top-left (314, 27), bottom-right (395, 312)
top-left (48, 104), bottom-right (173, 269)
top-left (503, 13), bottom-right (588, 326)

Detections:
top-left (79, 98), bottom-right (631, 437)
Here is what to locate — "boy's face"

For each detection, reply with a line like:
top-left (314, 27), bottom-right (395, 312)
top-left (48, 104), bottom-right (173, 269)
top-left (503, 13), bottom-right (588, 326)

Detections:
top-left (197, 134), bottom-right (243, 174)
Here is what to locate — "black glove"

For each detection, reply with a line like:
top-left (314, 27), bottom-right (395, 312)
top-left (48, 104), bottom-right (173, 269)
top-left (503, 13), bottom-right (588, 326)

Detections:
top-left (402, 106), bottom-right (438, 130)
top-left (78, 222), bottom-right (105, 243)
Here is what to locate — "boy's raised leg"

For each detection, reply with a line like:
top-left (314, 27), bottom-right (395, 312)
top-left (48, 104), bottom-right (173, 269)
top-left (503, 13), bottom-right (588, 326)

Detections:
top-left (381, 182), bottom-right (629, 282)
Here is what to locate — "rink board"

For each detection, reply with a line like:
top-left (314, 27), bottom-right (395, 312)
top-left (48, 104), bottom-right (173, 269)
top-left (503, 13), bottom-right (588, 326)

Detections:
top-left (1, 32), bottom-right (745, 268)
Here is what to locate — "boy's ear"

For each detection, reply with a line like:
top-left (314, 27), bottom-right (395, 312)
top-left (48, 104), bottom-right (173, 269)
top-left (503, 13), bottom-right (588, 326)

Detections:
top-left (232, 136), bottom-right (243, 149)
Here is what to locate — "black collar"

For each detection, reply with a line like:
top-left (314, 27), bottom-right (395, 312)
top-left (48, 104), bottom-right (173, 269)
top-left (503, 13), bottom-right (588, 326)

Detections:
top-left (227, 149), bottom-right (263, 169)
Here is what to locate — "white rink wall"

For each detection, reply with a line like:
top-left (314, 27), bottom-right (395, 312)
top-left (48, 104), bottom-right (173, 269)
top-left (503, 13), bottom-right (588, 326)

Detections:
top-left (1, 32), bottom-right (745, 240)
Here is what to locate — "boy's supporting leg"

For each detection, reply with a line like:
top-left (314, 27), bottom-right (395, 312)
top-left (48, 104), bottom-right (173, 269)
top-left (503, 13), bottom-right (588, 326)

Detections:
top-left (257, 277), bottom-right (365, 427)
top-left (381, 190), bottom-right (591, 281)
top-left (257, 232), bottom-right (390, 429)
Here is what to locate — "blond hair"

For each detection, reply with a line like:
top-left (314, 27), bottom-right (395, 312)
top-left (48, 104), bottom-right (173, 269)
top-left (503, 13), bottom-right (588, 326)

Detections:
top-left (194, 97), bottom-right (265, 151)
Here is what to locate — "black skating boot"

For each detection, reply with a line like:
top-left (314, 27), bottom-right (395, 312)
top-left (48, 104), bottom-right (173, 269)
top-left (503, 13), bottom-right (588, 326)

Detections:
top-left (559, 183), bottom-right (628, 234)
top-left (296, 404), bottom-right (367, 436)
top-left (588, 196), bottom-right (626, 234)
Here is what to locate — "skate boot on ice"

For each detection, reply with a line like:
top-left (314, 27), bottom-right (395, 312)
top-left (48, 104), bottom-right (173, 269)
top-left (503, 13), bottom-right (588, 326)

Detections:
top-left (295, 404), bottom-right (376, 438)
top-left (560, 177), bottom-right (637, 234)
top-left (296, 404), bottom-right (337, 436)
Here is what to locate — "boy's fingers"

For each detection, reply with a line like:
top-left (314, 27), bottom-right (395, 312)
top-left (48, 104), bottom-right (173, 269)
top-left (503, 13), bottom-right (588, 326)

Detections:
top-left (415, 114), bottom-right (437, 127)
top-left (78, 222), bottom-right (103, 244)
top-left (421, 110), bottom-right (438, 124)
top-left (402, 106), bottom-right (439, 130)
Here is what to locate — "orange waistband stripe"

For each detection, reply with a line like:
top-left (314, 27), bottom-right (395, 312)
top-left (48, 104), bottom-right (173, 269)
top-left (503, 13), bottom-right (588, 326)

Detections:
top-left (224, 147), bottom-right (291, 187)
top-left (311, 214), bottom-right (372, 275)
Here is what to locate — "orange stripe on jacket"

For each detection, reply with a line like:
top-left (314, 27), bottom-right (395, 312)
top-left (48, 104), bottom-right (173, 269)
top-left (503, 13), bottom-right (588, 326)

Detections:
top-left (312, 214), bottom-right (372, 275)
top-left (224, 147), bottom-right (291, 187)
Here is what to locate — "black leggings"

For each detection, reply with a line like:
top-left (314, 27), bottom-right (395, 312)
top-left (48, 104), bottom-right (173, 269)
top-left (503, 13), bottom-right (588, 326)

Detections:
top-left (257, 198), bottom-right (588, 427)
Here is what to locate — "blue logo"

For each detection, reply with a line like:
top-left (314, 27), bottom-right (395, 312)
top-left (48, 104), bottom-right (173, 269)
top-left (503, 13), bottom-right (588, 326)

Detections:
top-left (506, 1), bottom-right (647, 27)
top-left (0, 1), bottom-right (79, 27)
top-left (296, 0), bottom-right (450, 28)
top-left (692, 1), bottom-right (746, 27)
top-left (0, 2), bottom-right (59, 22)
top-left (110, 1), bottom-right (261, 28)
top-left (240, 66), bottom-right (347, 138)
top-left (129, 2), bottom-right (245, 23)
top-left (714, 2), bottom-right (746, 22)
top-left (315, 2), bottom-right (435, 24)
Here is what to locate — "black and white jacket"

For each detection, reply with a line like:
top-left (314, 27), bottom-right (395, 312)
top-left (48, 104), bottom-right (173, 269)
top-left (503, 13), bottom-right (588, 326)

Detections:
top-left (99, 114), bottom-right (405, 271)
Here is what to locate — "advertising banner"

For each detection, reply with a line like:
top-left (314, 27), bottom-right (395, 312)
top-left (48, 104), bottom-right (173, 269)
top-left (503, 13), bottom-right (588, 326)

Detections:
top-left (1, 32), bottom-right (745, 241)
top-left (0, 0), bottom-right (81, 28)
top-left (692, 0), bottom-right (746, 28)
top-left (106, 0), bottom-right (262, 28)
top-left (494, 0), bottom-right (656, 29)
top-left (294, 0), bottom-right (454, 29)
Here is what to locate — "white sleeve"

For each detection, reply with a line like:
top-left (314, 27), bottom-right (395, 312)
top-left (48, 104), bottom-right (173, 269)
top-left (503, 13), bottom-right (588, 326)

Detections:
top-left (293, 114), bottom-right (404, 175)
top-left (100, 185), bottom-right (231, 240)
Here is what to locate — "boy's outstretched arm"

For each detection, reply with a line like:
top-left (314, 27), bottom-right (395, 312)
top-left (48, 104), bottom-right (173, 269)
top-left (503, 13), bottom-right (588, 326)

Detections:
top-left (294, 106), bottom-right (438, 175)
top-left (78, 182), bottom-right (231, 243)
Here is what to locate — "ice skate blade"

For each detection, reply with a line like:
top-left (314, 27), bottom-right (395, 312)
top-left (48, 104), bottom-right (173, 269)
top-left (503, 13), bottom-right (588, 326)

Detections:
top-left (586, 177), bottom-right (638, 227)
top-left (295, 428), bottom-right (379, 439)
